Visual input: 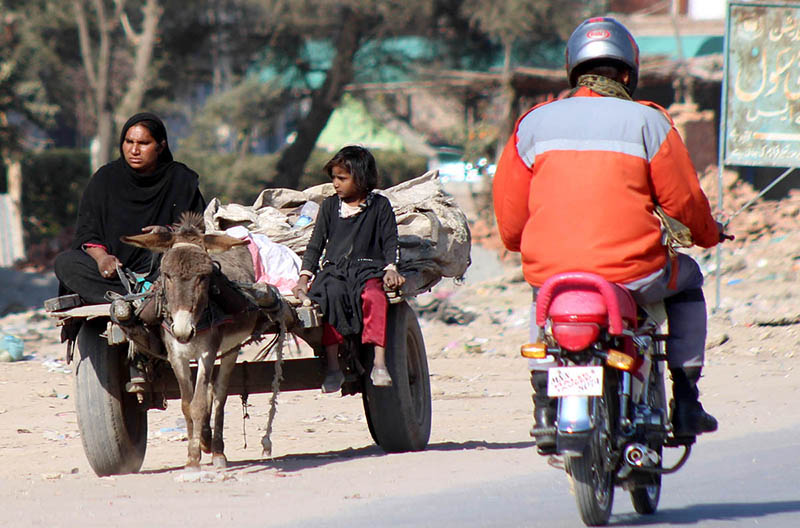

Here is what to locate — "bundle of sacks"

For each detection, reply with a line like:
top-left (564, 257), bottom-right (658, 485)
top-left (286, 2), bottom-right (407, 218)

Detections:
top-left (204, 170), bottom-right (472, 297)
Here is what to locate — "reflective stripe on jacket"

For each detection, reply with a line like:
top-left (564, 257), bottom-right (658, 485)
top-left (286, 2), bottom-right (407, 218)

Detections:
top-left (492, 86), bottom-right (718, 287)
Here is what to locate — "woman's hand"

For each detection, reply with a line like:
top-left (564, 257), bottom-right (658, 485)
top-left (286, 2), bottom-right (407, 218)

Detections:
top-left (84, 245), bottom-right (120, 279)
top-left (97, 253), bottom-right (121, 279)
top-left (383, 269), bottom-right (405, 291)
top-left (141, 225), bottom-right (169, 234)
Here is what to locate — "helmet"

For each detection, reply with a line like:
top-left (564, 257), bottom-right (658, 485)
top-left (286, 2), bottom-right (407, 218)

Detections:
top-left (565, 17), bottom-right (639, 94)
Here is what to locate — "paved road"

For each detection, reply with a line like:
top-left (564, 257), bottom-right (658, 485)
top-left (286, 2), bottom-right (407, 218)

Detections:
top-left (277, 424), bottom-right (800, 528)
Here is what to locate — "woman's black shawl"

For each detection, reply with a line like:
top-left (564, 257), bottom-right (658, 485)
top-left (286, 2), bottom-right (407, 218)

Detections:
top-left (302, 193), bottom-right (399, 336)
top-left (72, 113), bottom-right (205, 274)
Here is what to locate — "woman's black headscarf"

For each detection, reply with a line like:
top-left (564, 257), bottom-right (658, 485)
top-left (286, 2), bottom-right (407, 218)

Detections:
top-left (72, 112), bottom-right (206, 273)
top-left (118, 112), bottom-right (174, 165)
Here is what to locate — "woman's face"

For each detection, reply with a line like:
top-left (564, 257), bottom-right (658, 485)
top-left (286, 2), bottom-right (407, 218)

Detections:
top-left (330, 165), bottom-right (362, 204)
top-left (122, 124), bottom-right (163, 173)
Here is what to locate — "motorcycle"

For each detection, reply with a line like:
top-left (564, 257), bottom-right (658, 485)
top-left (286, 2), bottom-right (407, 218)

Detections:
top-left (521, 271), bottom-right (695, 526)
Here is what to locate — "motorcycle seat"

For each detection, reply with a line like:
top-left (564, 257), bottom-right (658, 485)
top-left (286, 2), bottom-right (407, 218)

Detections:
top-left (536, 272), bottom-right (637, 335)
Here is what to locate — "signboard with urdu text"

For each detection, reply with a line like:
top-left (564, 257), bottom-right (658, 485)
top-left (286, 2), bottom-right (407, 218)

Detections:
top-left (724, 2), bottom-right (800, 167)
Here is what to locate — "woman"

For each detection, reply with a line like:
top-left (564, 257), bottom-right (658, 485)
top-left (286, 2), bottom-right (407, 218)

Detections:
top-left (55, 112), bottom-right (206, 304)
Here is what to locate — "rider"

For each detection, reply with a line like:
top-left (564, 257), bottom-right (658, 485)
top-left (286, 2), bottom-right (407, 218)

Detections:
top-left (492, 17), bottom-right (726, 452)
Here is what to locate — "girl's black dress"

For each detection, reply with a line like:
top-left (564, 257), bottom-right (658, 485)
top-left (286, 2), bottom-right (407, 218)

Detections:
top-left (301, 193), bottom-right (399, 336)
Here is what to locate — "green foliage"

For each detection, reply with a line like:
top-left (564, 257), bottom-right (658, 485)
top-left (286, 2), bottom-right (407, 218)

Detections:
top-left (21, 149), bottom-right (90, 244)
top-left (182, 77), bottom-right (290, 155)
top-left (1, 4), bottom-right (59, 154)
top-left (462, 0), bottom-right (609, 43)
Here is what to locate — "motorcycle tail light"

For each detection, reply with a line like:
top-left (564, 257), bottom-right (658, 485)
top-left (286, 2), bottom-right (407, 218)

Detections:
top-left (606, 348), bottom-right (637, 371)
top-left (551, 323), bottom-right (600, 351)
top-left (520, 342), bottom-right (548, 359)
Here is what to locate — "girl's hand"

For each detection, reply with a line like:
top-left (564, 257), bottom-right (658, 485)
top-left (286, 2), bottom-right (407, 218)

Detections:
top-left (383, 269), bottom-right (405, 291)
top-left (292, 276), bottom-right (311, 304)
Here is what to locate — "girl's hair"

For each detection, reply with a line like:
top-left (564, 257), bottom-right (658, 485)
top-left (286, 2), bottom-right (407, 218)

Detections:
top-left (323, 145), bottom-right (378, 194)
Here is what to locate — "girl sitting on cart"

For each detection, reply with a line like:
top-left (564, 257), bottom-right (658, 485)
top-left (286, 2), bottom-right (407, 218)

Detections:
top-left (293, 145), bottom-right (405, 393)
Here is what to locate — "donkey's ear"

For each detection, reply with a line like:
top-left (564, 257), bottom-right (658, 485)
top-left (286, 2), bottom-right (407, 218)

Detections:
top-left (121, 232), bottom-right (175, 252)
top-left (203, 234), bottom-right (250, 254)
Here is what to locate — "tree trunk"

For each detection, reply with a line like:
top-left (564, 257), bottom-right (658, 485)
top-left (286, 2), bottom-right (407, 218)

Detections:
top-left (74, 0), bottom-right (119, 171)
top-left (275, 14), bottom-right (362, 188)
top-left (495, 39), bottom-right (516, 162)
top-left (115, 0), bottom-right (162, 130)
top-left (3, 158), bottom-right (26, 263)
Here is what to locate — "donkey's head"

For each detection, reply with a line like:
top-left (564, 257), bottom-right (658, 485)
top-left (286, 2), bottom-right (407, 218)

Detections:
top-left (122, 212), bottom-right (249, 343)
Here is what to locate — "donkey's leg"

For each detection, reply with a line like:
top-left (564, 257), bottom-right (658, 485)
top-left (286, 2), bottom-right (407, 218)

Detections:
top-left (190, 350), bottom-right (216, 469)
top-left (210, 349), bottom-right (238, 469)
top-left (200, 381), bottom-right (213, 455)
top-left (169, 356), bottom-right (199, 470)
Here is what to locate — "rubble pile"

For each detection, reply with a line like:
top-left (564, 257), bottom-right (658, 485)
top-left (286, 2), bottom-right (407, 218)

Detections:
top-left (699, 166), bottom-right (800, 244)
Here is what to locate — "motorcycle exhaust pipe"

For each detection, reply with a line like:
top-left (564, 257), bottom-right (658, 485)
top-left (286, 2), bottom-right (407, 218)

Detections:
top-left (624, 443), bottom-right (661, 468)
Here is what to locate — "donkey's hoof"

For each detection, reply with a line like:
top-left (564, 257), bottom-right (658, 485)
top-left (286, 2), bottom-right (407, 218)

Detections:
top-left (183, 461), bottom-right (201, 472)
top-left (212, 454), bottom-right (228, 470)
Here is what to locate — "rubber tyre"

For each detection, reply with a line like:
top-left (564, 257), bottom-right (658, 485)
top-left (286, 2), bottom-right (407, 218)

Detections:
top-left (362, 301), bottom-right (431, 452)
top-left (566, 381), bottom-right (616, 526)
top-left (630, 364), bottom-right (666, 514)
top-left (74, 319), bottom-right (147, 476)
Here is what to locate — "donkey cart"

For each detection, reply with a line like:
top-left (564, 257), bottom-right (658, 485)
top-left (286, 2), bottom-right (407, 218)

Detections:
top-left (44, 278), bottom-right (432, 477)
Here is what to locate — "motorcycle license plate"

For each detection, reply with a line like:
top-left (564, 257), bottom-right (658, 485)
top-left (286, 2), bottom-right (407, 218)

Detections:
top-left (547, 366), bottom-right (603, 397)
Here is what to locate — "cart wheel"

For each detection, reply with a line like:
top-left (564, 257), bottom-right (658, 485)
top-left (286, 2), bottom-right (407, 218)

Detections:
top-left (74, 319), bottom-right (147, 476)
top-left (362, 301), bottom-right (431, 452)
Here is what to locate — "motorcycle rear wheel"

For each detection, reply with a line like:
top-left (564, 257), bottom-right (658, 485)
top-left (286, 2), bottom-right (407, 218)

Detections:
top-left (630, 364), bottom-right (666, 514)
top-left (566, 390), bottom-right (616, 526)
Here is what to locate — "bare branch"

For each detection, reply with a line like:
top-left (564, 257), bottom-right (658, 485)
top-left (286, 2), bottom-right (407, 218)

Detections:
top-left (72, 0), bottom-right (97, 92)
top-left (119, 11), bottom-right (140, 45)
top-left (115, 0), bottom-right (161, 127)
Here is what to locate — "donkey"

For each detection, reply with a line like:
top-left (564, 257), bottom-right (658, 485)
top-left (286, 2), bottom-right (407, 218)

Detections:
top-left (122, 212), bottom-right (259, 471)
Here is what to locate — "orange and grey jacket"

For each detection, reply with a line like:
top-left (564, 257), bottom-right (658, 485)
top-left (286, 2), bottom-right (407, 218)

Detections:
top-left (493, 86), bottom-right (719, 287)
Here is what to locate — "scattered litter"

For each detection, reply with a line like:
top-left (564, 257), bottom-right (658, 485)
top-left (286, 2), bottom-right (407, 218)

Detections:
top-left (706, 333), bottom-right (730, 349)
top-left (158, 426), bottom-right (187, 435)
top-left (0, 333), bottom-right (25, 362)
top-left (464, 337), bottom-right (489, 354)
top-left (41, 359), bottom-right (71, 374)
top-left (41, 473), bottom-right (62, 480)
top-left (174, 470), bottom-right (233, 483)
top-left (411, 296), bottom-right (477, 325)
top-left (752, 315), bottom-right (800, 327)
top-left (42, 430), bottom-right (66, 441)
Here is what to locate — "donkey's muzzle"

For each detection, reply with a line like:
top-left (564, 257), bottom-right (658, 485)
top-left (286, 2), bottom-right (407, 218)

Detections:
top-left (171, 310), bottom-right (196, 343)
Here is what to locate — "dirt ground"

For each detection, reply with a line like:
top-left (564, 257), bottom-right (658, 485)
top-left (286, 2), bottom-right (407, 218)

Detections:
top-left (1, 225), bottom-right (799, 527)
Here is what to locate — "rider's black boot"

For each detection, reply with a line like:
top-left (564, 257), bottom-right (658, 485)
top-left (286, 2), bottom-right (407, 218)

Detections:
top-left (670, 367), bottom-right (718, 437)
top-left (530, 370), bottom-right (557, 454)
